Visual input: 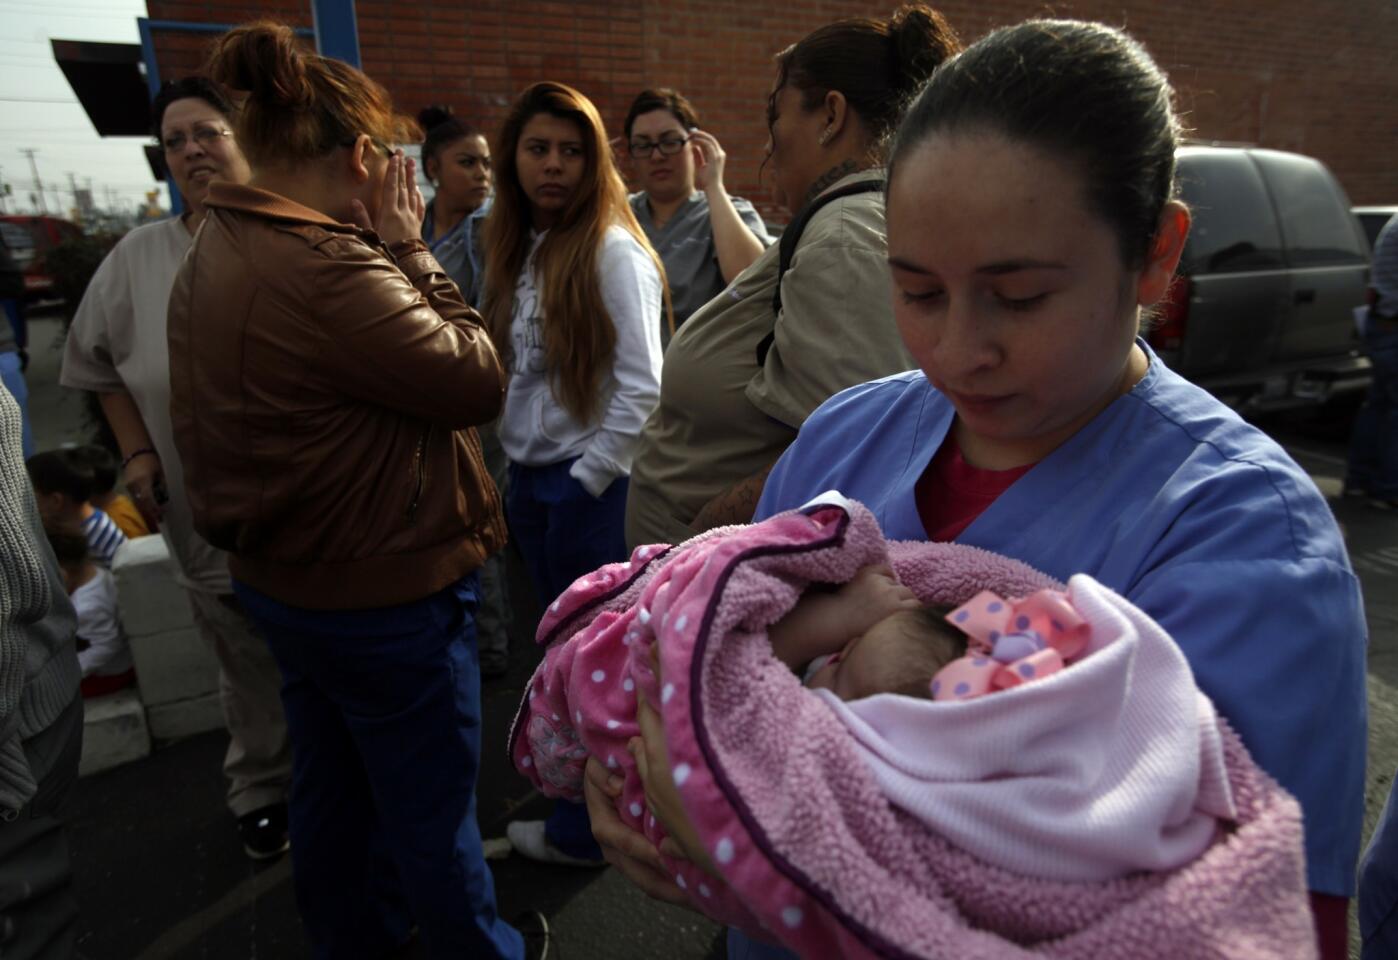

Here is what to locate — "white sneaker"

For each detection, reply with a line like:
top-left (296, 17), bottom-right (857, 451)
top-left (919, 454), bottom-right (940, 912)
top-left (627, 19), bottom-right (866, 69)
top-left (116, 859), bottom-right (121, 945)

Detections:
top-left (481, 837), bottom-right (512, 860)
top-left (506, 819), bottom-right (606, 868)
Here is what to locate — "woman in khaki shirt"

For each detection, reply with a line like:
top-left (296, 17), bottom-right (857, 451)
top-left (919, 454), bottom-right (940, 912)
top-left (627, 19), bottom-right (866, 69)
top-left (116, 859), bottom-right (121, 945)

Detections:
top-left (625, 3), bottom-right (963, 549)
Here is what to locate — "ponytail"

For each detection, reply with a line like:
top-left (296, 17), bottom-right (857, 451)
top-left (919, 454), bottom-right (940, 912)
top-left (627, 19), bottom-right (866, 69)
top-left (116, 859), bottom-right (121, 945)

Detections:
top-left (771, 3), bottom-right (961, 157)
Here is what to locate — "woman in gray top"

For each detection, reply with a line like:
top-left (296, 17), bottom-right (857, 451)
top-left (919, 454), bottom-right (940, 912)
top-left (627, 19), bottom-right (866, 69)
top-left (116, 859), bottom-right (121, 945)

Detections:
top-left (624, 89), bottom-right (772, 344)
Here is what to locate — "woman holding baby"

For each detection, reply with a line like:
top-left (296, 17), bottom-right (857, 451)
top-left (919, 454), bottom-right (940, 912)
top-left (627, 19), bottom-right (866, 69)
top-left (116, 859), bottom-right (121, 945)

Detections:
top-left (588, 13), bottom-right (1365, 960)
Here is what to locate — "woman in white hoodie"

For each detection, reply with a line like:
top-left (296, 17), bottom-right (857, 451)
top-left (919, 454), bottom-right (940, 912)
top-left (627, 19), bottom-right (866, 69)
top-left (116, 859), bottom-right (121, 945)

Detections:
top-left (481, 80), bottom-right (667, 866)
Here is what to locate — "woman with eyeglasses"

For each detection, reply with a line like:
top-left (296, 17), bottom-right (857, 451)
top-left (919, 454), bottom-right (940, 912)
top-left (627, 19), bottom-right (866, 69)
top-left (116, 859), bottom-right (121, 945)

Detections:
top-left (166, 22), bottom-right (546, 959)
top-left (624, 89), bottom-right (772, 345)
top-left (60, 77), bottom-right (294, 864)
top-left (625, 4), bottom-right (960, 549)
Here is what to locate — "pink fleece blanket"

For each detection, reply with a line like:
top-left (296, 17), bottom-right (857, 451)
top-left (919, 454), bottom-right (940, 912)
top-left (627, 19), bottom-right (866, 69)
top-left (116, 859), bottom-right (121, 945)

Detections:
top-left (509, 497), bottom-right (1314, 958)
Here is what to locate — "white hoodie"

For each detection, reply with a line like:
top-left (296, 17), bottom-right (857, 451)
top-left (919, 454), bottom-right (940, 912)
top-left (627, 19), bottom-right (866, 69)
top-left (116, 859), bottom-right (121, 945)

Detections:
top-left (499, 224), bottom-right (663, 496)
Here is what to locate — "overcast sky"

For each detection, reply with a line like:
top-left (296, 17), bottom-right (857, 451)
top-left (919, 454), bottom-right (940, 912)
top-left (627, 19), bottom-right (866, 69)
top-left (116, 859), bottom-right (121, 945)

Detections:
top-left (0, 0), bottom-right (164, 217)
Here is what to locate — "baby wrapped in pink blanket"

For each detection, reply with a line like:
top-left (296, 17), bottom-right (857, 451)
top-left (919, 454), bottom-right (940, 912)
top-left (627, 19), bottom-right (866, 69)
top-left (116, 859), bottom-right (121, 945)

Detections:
top-left (509, 494), bottom-right (1314, 958)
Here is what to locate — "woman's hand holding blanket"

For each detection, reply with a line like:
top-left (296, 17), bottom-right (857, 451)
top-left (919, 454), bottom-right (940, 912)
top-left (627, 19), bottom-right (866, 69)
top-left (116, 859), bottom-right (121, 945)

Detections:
top-left (632, 691), bottom-right (718, 876)
top-left (583, 756), bottom-right (692, 907)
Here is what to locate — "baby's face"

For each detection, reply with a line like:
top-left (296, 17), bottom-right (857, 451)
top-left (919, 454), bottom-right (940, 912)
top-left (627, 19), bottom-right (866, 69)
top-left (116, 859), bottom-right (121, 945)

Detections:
top-left (806, 616), bottom-right (908, 701)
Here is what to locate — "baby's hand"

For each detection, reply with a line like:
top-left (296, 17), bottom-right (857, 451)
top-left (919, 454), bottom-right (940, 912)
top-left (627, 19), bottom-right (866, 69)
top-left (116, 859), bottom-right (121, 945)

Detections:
top-left (834, 564), bottom-right (920, 638)
top-left (770, 564), bottom-right (919, 671)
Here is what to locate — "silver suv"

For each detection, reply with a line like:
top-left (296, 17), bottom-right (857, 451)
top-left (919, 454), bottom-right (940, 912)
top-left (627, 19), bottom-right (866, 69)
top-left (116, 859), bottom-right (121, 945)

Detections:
top-left (1148, 146), bottom-right (1371, 411)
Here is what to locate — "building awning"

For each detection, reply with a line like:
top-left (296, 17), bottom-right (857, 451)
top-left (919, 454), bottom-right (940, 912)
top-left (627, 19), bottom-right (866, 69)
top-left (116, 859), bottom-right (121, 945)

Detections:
top-left (51, 39), bottom-right (165, 181)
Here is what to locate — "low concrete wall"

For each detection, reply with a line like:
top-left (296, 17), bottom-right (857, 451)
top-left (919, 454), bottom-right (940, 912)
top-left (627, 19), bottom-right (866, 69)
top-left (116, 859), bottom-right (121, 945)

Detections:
top-left (81, 535), bottom-right (226, 776)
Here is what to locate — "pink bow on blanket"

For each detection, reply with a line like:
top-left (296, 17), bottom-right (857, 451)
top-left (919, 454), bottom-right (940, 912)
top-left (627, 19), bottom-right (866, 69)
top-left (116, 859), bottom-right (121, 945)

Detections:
top-left (931, 589), bottom-right (1091, 701)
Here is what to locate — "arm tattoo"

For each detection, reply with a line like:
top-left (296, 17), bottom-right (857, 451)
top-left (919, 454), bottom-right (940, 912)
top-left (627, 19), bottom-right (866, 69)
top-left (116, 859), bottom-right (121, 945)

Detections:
top-left (692, 459), bottom-right (780, 532)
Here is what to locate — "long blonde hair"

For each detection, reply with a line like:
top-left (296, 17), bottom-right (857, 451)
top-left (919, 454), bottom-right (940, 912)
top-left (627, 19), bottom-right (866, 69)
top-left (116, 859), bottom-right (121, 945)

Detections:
top-left (483, 81), bottom-right (670, 424)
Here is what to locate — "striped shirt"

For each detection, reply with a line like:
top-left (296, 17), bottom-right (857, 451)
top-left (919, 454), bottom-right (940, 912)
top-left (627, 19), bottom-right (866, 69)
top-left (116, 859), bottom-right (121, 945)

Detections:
top-left (1374, 215), bottom-right (1398, 319)
top-left (81, 508), bottom-right (127, 568)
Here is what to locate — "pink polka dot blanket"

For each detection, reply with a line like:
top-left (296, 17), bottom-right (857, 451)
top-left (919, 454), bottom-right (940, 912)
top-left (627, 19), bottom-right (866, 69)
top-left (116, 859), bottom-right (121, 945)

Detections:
top-left (508, 494), bottom-right (1313, 959)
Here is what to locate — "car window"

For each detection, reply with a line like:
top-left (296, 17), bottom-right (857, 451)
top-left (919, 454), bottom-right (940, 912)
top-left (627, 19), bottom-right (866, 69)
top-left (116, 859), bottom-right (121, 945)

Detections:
top-left (1176, 151), bottom-right (1285, 274)
top-left (1252, 151), bottom-right (1366, 267)
top-left (1357, 212), bottom-right (1395, 251)
top-left (0, 222), bottom-right (34, 262)
top-left (0, 222), bottom-right (32, 250)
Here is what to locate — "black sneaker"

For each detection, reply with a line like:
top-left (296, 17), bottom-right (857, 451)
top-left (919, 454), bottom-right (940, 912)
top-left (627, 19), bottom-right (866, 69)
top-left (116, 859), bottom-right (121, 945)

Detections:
top-left (512, 910), bottom-right (551, 960)
top-left (238, 803), bottom-right (290, 861)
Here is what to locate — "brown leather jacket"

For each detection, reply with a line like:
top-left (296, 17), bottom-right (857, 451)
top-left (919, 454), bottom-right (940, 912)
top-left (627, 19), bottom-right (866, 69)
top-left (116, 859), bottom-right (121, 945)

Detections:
top-left (169, 183), bottom-right (506, 610)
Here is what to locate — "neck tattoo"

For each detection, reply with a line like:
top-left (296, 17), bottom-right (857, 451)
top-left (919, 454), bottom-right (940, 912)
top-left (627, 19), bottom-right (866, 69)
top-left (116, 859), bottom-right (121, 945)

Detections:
top-left (803, 158), bottom-right (861, 207)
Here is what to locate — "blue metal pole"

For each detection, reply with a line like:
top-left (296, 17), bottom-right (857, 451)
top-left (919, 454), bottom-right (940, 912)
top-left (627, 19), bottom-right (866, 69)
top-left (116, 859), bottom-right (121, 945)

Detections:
top-left (136, 18), bottom-right (180, 215)
top-left (311, 0), bottom-right (362, 68)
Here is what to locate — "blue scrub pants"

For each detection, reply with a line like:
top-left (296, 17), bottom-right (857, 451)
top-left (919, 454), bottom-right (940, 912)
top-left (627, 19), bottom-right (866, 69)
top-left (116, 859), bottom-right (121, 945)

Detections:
top-left (0, 350), bottom-right (32, 459)
top-left (1361, 774), bottom-right (1398, 958)
top-left (1347, 324), bottom-right (1398, 499)
top-left (233, 575), bottom-right (522, 960)
top-left (727, 929), bottom-right (798, 959)
top-left (506, 457), bottom-right (629, 860)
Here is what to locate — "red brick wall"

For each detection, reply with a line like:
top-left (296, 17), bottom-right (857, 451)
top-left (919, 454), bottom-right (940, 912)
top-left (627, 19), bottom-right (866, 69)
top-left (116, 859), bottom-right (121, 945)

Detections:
top-left (147, 0), bottom-right (312, 81)
top-left (145, 0), bottom-right (1398, 218)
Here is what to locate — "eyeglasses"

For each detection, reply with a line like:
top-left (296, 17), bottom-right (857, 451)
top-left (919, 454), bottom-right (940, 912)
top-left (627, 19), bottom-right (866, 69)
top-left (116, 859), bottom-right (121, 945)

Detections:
top-left (340, 135), bottom-right (394, 158)
top-left (628, 135), bottom-right (689, 159)
top-left (160, 126), bottom-right (233, 153)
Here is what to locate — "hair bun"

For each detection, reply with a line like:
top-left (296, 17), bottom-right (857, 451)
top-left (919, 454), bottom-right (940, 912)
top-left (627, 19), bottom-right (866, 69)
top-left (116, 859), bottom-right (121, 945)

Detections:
top-left (418, 105), bottom-right (455, 132)
top-left (889, 3), bottom-right (960, 95)
top-left (208, 22), bottom-right (313, 109)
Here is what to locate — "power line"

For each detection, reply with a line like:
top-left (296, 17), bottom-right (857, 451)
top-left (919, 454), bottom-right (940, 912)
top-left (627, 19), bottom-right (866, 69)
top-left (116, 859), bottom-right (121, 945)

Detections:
top-left (0, 9), bottom-right (141, 21)
top-left (0, 96), bottom-right (78, 104)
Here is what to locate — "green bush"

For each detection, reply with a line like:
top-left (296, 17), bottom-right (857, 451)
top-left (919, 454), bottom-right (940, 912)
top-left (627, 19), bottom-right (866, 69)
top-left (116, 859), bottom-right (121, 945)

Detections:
top-left (48, 231), bottom-right (123, 321)
top-left (43, 230), bottom-right (124, 450)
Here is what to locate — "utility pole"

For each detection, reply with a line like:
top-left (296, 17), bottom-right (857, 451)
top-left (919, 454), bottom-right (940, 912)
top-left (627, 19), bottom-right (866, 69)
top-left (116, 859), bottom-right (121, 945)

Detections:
top-left (66, 171), bottom-right (91, 222)
top-left (0, 165), bottom-right (8, 214)
top-left (21, 148), bottom-right (46, 214)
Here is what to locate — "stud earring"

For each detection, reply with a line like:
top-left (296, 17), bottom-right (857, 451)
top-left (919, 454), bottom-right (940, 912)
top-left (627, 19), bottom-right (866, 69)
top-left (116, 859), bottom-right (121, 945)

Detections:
top-left (818, 129), bottom-right (832, 145)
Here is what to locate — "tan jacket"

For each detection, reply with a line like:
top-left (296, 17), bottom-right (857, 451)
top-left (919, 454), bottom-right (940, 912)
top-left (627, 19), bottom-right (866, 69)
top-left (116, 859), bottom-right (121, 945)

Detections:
top-left (168, 183), bottom-right (506, 610)
top-left (626, 170), bottom-right (911, 548)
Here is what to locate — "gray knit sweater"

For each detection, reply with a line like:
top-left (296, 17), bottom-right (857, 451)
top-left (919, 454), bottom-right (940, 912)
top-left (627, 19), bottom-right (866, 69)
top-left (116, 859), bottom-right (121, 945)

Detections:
top-left (0, 381), bottom-right (79, 819)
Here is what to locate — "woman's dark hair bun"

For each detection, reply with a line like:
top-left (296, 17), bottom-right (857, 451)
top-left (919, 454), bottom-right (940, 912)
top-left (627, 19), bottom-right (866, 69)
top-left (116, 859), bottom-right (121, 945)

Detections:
top-left (888, 3), bottom-right (959, 96)
top-left (417, 105), bottom-right (455, 132)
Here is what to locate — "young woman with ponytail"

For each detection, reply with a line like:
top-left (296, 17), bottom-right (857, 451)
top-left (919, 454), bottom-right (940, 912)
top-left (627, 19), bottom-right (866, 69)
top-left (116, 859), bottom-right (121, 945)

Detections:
top-left (166, 22), bottom-right (545, 959)
top-left (480, 81), bottom-right (666, 868)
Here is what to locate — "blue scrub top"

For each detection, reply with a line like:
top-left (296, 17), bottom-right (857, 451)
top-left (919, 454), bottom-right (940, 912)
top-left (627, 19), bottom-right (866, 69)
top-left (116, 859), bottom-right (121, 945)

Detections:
top-left (756, 343), bottom-right (1368, 897)
top-left (422, 196), bottom-right (490, 309)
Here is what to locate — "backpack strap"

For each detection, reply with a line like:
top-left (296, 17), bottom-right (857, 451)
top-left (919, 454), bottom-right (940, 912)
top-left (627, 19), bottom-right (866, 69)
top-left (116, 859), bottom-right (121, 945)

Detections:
top-left (756, 178), bottom-right (885, 367)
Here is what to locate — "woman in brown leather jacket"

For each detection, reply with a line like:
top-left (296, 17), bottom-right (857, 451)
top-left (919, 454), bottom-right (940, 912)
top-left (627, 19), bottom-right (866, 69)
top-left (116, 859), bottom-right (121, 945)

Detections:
top-left (167, 22), bottom-right (544, 960)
